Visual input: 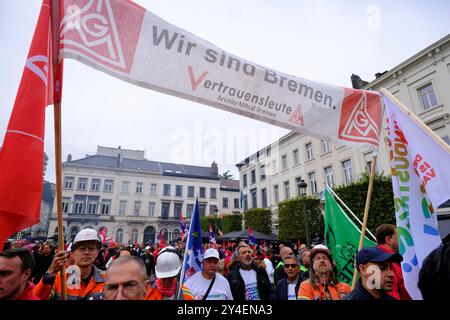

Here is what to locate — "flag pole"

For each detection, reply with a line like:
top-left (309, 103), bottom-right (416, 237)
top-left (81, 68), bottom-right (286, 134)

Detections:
top-left (325, 185), bottom-right (376, 241)
top-left (380, 88), bottom-right (450, 153)
top-left (351, 154), bottom-right (378, 289)
top-left (52, 0), bottom-right (67, 300)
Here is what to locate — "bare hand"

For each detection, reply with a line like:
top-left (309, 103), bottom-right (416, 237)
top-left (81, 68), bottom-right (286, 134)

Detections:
top-left (47, 250), bottom-right (69, 276)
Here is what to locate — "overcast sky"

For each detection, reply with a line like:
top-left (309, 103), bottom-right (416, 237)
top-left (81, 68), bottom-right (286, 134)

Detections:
top-left (1, 0), bottom-right (449, 183)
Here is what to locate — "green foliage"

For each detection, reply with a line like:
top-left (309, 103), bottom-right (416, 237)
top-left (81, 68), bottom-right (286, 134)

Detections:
top-left (220, 170), bottom-right (234, 180)
top-left (200, 216), bottom-right (222, 233)
top-left (243, 208), bottom-right (272, 234)
top-left (278, 196), bottom-right (322, 242)
top-left (333, 172), bottom-right (395, 233)
top-left (221, 214), bottom-right (243, 233)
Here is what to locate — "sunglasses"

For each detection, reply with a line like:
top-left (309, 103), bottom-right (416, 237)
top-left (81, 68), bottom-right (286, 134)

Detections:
top-left (284, 264), bottom-right (299, 269)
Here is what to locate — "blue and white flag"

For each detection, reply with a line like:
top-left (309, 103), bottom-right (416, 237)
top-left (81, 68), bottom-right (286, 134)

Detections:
top-left (209, 223), bottom-right (216, 248)
top-left (248, 227), bottom-right (257, 247)
top-left (383, 91), bottom-right (449, 299)
top-left (240, 190), bottom-right (245, 209)
top-left (181, 197), bottom-right (203, 283)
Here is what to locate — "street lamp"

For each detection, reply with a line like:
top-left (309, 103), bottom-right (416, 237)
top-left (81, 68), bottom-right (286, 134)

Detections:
top-left (298, 179), bottom-right (310, 247)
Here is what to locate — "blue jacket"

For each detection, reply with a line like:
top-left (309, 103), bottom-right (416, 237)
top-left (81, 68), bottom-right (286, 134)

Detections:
top-left (271, 276), bottom-right (302, 300)
top-left (345, 281), bottom-right (398, 300)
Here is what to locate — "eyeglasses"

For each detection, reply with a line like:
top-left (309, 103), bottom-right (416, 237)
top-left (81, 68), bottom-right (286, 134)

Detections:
top-left (102, 281), bottom-right (143, 299)
top-left (284, 264), bottom-right (299, 269)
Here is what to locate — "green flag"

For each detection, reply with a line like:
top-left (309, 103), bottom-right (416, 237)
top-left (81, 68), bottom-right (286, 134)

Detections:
top-left (324, 188), bottom-right (376, 284)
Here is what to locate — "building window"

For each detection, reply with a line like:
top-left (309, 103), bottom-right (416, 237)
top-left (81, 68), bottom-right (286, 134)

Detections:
top-left (87, 200), bottom-right (98, 214)
top-left (199, 187), bottom-right (206, 198)
top-left (199, 204), bottom-right (206, 217)
top-left (324, 166), bottom-right (334, 188)
top-left (210, 188), bottom-right (217, 199)
top-left (342, 159), bottom-right (353, 185)
top-left (210, 205), bottom-right (218, 215)
top-left (148, 202), bottom-right (156, 217)
top-left (62, 197), bottom-right (70, 213)
top-left (174, 203), bottom-right (182, 219)
top-left (234, 198), bottom-right (240, 209)
top-left (284, 181), bottom-right (290, 199)
top-left (308, 172), bottom-right (317, 195)
top-left (64, 176), bottom-right (74, 189)
top-left (104, 180), bottom-right (113, 192)
top-left (74, 200), bottom-right (85, 214)
top-left (244, 195), bottom-right (248, 211)
top-left (260, 165), bottom-right (266, 180)
top-left (418, 83), bottom-right (438, 111)
top-left (175, 185), bottom-right (183, 197)
top-left (119, 200), bottom-right (127, 216)
top-left (261, 188), bottom-right (267, 208)
top-left (133, 201), bottom-right (141, 216)
top-left (296, 177), bottom-right (304, 196)
top-left (251, 169), bottom-right (256, 184)
top-left (115, 229), bottom-right (123, 243)
top-left (77, 177), bottom-right (87, 190)
top-left (321, 140), bottom-right (330, 154)
top-left (281, 155), bottom-right (288, 170)
top-left (251, 189), bottom-right (257, 208)
top-left (101, 200), bottom-right (111, 215)
top-left (121, 181), bottom-right (129, 193)
top-left (306, 143), bottom-right (313, 160)
top-left (273, 185), bottom-right (279, 203)
top-left (223, 197), bottom-right (229, 208)
top-left (187, 186), bottom-right (194, 198)
top-left (293, 149), bottom-right (299, 164)
top-left (91, 179), bottom-right (100, 192)
top-left (161, 202), bottom-right (170, 219)
top-left (150, 183), bottom-right (157, 194)
top-left (130, 229), bottom-right (138, 244)
top-left (163, 184), bottom-right (171, 196)
top-left (186, 204), bottom-right (194, 218)
top-left (243, 174), bottom-right (248, 188)
top-left (136, 182), bottom-right (143, 194)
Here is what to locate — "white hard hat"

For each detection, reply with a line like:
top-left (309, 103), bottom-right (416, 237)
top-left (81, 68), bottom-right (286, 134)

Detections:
top-left (155, 246), bottom-right (181, 279)
top-left (73, 228), bottom-right (101, 247)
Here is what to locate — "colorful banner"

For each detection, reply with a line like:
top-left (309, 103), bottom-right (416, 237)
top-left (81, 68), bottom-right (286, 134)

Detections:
top-left (324, 189), bottom-right (376, 284)
top-left (383, 92), bottom-right (448, 299)
top-left (58, 0), bottom-right (382, 149)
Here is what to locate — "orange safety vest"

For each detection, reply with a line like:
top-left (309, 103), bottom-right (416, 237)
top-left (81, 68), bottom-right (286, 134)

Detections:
top-left (297, 279), bottom-right (351, 300)
top-left (33, 266), bottom-right (105, 300)
top-left (145, 287), bottom-right (163, 300)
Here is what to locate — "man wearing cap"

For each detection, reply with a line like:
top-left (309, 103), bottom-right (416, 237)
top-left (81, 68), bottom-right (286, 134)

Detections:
top-left (33, 228), bottom-right (106, 300)
top-left (345, 246), bottom-right (402, 300)
top-left (153, 246), bottom-right (194, 300)
top-left (297, 244), bottom-right (351, 300)
top-left (185, 248), bottom-right (233, 300)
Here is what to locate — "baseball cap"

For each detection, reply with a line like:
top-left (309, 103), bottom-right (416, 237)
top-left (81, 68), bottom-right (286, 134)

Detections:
top-left (155, 246), bottom-right (181, 278)
top-left (73, 228), bottom-right (101, 247)
top-left (145, 245), bottom-right (151, 251)
top-left (356, 246), bottom-right (403, 266)
top-left (203, 248), bottom-right (220, 260)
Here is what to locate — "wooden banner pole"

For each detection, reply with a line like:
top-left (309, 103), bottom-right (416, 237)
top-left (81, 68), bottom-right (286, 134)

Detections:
top-left (351, 154), bottom-right (378, 289)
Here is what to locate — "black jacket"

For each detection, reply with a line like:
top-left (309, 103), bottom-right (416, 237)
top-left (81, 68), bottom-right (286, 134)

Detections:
top-left (274, 264), bottom-right (287, 284)
top-left (226, 263), bottom-right (273, 301)
top-left (345, 281), bottom-right (398, 300)
top-left (271, 276), bottom-right (302, 300)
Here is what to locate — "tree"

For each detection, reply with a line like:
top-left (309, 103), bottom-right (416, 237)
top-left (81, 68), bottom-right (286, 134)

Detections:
top-left (219, 170), bottom-right (234, 180)
top-left (243, 208), bottom-right (272, 234)
top-left (278, 196), bottom-right (322, 242)
top-left (221, 214), bottom-right (242, 233)
top-left (333, 172), bottom-right (395, 233)
top-left (200, 216), bottom-right (222, 233)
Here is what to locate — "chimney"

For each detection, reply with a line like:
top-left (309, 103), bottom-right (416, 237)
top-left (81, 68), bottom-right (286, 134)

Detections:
top-left (350, 74), bottom-right (369, 89)
top-left (211, 161), bottom-right (218, 176)
top-left (375, 70), bottom-right (388, 78)
top-left (67, 154), bottom-right (72, 162)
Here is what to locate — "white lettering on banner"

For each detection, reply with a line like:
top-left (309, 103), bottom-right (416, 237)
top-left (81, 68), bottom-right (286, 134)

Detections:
top-left (59, 0), bottom-right (383, 149)
top-left (25, 55), bottom-right (49, 85)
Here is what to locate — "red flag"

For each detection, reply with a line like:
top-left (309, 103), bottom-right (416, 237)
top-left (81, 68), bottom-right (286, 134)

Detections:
top-left (158, 229), bottom-right (166, 245)
top-left (0, 0), bottom-right (54, 251)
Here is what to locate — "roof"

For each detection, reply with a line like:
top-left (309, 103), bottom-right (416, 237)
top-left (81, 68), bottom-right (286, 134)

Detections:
top-left (220, 179), bottom-right (240, 191)
top-left (64, 155), bottom-right (220, 180)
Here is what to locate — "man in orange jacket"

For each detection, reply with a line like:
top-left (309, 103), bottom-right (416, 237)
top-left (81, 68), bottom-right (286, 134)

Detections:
top-left (33, 228), bottom-right (105, 300)
top-left (297, 244), bottom-right (351, 300)
top-left (102, 255), bottom-right (162, 300)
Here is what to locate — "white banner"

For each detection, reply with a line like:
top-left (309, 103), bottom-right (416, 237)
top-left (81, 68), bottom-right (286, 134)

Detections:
top-left (383, 92), bottom-right (449, 299)
top-left (58, 0), bottom-right (382, 149)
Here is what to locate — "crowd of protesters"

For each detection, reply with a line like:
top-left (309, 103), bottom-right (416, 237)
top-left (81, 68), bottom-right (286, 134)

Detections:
top-left (1, 224), bottom-right (449, 300)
